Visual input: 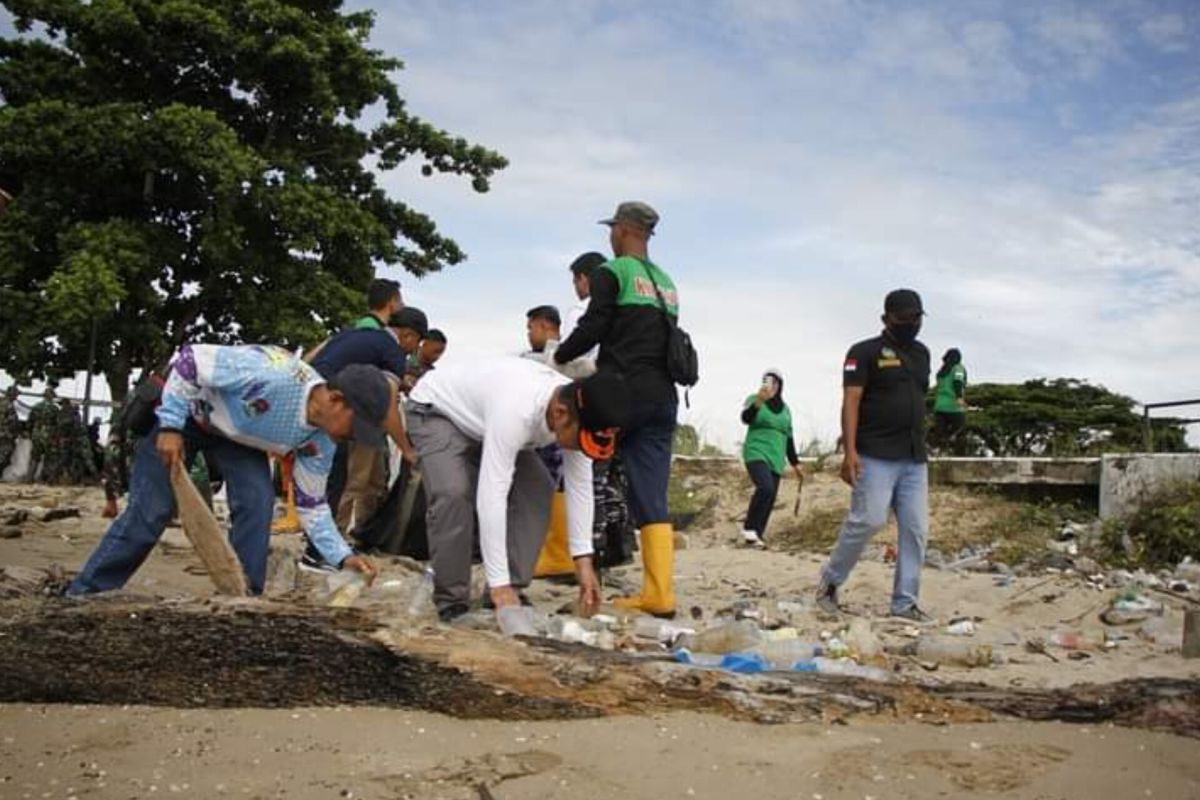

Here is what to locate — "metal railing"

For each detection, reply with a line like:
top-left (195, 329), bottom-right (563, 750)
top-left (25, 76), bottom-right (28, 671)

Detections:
top-left (1142, 398), bottom-right (1200, 451)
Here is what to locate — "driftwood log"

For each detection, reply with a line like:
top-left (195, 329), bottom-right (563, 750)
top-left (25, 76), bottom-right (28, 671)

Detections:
top-left (1, 595), bottom-right (1198, 739)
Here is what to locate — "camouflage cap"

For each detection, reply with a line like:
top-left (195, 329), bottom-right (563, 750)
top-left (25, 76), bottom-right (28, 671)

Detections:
top-left (598, 201), bottom-right (659, 234)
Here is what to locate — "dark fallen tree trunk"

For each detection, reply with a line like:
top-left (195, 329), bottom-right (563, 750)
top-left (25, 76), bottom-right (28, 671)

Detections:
top-left (1, 596), bottom-right (1198, 739)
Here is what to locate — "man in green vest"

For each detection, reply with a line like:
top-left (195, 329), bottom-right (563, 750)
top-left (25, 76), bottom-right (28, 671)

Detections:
top-left (554, 201), bottom-right (681, 617)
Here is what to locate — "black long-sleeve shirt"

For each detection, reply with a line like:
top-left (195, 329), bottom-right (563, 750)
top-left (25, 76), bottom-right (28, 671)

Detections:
top-left (554, 264), bottom-right (675, 404)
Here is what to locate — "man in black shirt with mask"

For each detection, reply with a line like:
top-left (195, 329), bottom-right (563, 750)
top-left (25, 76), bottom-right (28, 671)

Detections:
top-left (816, 289), bottom-right (933, 622)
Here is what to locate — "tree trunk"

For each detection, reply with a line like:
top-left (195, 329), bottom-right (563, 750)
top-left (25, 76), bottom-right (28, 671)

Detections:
top-left (1, 594), bottom-right (1197, 737)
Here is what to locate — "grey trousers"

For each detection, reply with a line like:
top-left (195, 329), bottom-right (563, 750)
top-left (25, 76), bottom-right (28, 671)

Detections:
top-left (407, 406), bottom-right (554, 612)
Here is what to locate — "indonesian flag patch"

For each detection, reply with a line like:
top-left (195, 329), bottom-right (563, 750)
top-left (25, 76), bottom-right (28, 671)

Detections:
top-left (844, 359), bottom-right (858, 372)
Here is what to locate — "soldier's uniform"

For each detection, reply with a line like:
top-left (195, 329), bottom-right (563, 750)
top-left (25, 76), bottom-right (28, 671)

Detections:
top-left (27, 393), bottom-right (58, 482)
top-left (48, 400), bottom-right (94, 484)
top-left (0, 388), bottom-right (19, 475)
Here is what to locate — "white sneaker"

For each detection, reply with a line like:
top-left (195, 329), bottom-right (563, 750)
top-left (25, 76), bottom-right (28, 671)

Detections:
top-left (740, 529), bottom-right (766, 549)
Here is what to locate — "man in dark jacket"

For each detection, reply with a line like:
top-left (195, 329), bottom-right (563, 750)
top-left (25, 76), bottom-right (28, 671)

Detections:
top-left (554, 201), bottom-right (680, 617)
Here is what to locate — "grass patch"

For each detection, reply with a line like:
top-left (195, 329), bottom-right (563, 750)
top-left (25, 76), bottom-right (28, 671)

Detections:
top-left (771, 506), bottom-right (846, 553)
top-left (1100, 480), bottom-right (1200, 569)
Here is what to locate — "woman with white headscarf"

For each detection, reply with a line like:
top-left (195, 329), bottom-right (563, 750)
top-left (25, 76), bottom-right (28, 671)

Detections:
top-left (739, 369), bottom-right (803, 548)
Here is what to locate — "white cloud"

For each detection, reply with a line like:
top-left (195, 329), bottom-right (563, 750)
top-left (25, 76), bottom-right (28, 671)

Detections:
top-left (361, 1), bottom-right (1200, 449)
top-left (1139, 13), bottom-right (1189, 53)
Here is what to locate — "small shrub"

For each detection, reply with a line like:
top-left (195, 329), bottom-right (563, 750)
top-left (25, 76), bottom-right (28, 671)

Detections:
top-left (1100, 480), bottom-right (1200, 568)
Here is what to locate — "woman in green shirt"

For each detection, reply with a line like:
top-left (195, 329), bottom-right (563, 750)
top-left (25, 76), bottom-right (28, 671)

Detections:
top-left (739, 369), bottom-right (803, 548)
top-left (932, 348), bottom-right (967, 449)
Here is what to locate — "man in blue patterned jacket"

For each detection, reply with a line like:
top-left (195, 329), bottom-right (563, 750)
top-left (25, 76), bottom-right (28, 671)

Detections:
top-left (68, 344), bottom-right (388, 595)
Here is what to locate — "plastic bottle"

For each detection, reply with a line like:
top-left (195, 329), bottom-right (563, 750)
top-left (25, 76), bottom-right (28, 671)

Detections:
top-left (405, 567), bottom-right (436, 619)
top-left (753, 638), bottom-right (823, 669)
top-left (915, 636), bottom-right (993, 667)
top-left (676, 619), bottom-right (763, 655)
top-left (632, 616), bottom-right (695, 644)
top-left (812, 657), bottom-right (894, 682)
top-left (324, 570), bottom-right (367, 608)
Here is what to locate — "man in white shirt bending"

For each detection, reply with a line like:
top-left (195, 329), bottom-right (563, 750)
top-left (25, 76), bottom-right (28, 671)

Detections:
top-left (407, 359), bottom-right (628, 625)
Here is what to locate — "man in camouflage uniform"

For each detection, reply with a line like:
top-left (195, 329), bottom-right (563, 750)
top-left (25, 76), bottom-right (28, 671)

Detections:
top-left (26, 387), bottom-right (58, 482)
top-left (101, 405), bottom-right (132, 517)
top-left (0, 386), bottom-right (20, 476)
top-left (593, 455), bottom-right (636, 568)
top-left (46, 398), bottom-right (92, 484)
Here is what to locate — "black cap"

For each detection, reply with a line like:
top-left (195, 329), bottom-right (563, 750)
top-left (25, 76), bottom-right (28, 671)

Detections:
top-left (571, 372), bottom-right (631, 460)
top-left (388, 307), bottom-right (429, 337)
top-left (331, 364), bottom-right (391, 449)
top-left (568, 251), bottom-right (607, 277)
top-left (526, 305), bottom-right (561, 327)
top-left (884, 289), bottom-right (924, 316)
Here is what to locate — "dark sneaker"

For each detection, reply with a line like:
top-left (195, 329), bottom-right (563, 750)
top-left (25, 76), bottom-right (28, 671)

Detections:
top-left (815, 582), bottom-right (840, 615)
top-left (891, 606), bottom-right (934, 624)
top-left (298, 539), bottom-right (337, 574)
top-left (438, 602), bottom-right (470, 623)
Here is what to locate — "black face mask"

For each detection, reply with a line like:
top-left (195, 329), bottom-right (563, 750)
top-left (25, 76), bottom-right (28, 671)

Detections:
top-left (887, 322), bottom-right (920, 346)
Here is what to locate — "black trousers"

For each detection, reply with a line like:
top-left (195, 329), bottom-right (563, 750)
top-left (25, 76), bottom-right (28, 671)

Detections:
top-left (744, 460), bottom-right (781, 537)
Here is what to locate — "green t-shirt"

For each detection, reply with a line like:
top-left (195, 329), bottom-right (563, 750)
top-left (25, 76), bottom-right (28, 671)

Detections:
top-left (742, 395), bottom-right (793, 475)
top-left (605, 256), bottom-right (679, 314)
top-left (933, 363), bottom-right (967, 414)
top-left (353, 314), bottom-right (385, 331)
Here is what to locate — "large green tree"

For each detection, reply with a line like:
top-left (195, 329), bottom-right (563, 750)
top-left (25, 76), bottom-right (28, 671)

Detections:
top-left (945, 379), bottom-right (1191, 456)
top-left (0, 0), bottom-right (506, 401)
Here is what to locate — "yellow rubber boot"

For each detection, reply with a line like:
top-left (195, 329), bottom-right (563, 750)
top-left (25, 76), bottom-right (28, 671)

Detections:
top-left (534, 491), bottom-right (574, 578)
top-left (614, 522), bottom-right (676, 618)
top-left (270, 456), bottom-right (302, 534)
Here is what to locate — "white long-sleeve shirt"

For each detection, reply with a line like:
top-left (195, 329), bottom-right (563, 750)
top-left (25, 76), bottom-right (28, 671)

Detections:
top-left (409, 357), bottom-right (594, 587)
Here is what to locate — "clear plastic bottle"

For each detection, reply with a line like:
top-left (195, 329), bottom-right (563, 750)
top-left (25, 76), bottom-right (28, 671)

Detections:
top-left (325, 570), bottom-right (367, 608)
top-left (753, 638), bottom-right (823, 669)
top-left (676, 619), bottom-right (762, 655)
top-left (405, 567), bottom-right (436, 619)
top-left (812, 657), bottom-right (894, 682)
top-left (915, 636), bottom-right (993, 667)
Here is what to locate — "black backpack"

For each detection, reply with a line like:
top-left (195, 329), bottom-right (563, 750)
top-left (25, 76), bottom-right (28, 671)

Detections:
top-left (640, 260), bottom-right (700, 389)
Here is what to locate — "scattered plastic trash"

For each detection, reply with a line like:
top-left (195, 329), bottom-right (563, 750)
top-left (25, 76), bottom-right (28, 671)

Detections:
top-left (323, 570), bottom-right (367, 608)
top-left (676, 619), bottom-right (762, 655)
top-left (912, 636), bottom-right (993, 667)
top-left (632, 616), bottom-right (695, 645)
top-left (945, 619), bottom-right (977, 637)
top-left (1048, 630), bottom-right (1091, 650)
top-left (405, 567), bottom-right (436, 620)
top-left (1100, 591), bottom-right (1162, 625)
top-left (844, 618), bottom-right (883, 658)
top-left (752, 638), bottom-right (823, 669)
top-left (497, 606), bottom-right (539, 637)
top-left (810, 657), bottom-right (894, 682)
top-left (547, 616), bottom-right (617, 649)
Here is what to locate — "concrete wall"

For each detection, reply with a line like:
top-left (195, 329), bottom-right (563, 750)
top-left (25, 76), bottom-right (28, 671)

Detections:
top-left (1099, 453), bottom-right (1200, 520)
top-left (928, 457), bottom-right (1100, 486)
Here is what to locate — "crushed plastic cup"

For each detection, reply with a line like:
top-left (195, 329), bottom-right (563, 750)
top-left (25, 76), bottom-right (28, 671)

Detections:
top-left (753, 638), bottom-right (823, 669)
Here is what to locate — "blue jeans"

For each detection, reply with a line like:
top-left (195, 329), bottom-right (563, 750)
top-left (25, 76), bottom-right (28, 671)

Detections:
top-left (743, 460), bottom-right (780, 537)
top-left (620, 400), bottom-right (677, 526)
top-left (69, 422), bottom-right (274, 595)
top-left (820, 455), bottom-right (928, 614)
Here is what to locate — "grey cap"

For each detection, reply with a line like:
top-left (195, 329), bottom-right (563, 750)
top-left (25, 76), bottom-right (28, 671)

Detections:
top-left (598, 201), bottom-right (659, 234)
top-left (332, 364), bottom-right (391, 449)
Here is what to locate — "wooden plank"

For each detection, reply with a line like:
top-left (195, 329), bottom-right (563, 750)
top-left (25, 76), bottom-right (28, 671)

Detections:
top-left (170, 463), bottom-right (248, 596)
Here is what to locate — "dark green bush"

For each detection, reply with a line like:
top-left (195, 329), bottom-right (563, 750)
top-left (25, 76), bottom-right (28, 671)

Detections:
top-left (1101, 481), bottom-right (1200, 568)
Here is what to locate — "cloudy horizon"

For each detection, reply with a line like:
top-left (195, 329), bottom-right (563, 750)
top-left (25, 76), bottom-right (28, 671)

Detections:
top-left (3, 1), bottom-right (1197, 450)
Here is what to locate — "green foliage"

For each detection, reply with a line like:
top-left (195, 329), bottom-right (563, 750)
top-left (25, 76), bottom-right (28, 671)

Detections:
top-left (1101, 481), bottom-right (1200, 569)
top-left (0, 0), bottom-right (507, 396)
top-left (945, 379), bottom-right (1191, 456)
top-left (672, 423), bottom-right (727, 457)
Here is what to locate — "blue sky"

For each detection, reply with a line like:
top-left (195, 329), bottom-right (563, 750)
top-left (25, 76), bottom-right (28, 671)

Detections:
top-left (370, 0), bottom-right (1200, 448)
top-left (3, 1), bottom-right (1198, 448)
